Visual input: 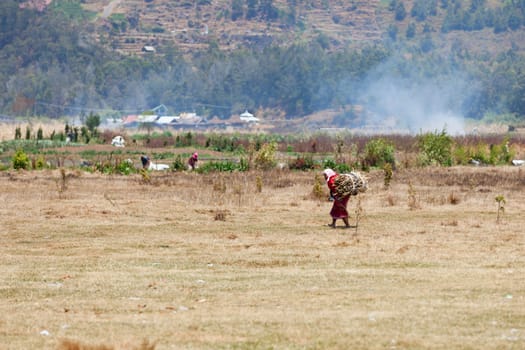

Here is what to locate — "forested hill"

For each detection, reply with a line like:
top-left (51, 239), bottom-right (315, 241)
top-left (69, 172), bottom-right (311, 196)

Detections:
top-left (1, 0), bottom-right (525, 130)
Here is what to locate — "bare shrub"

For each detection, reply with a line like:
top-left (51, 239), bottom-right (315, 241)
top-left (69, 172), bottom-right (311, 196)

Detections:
top-left (385, 193), bottom-right (396, 206)
top-left (383, 163), bottom-right (393, 189)
top-left (214, 209), bottom-right (229, 221)
top-left (495, 194), bottom-right (506, 224)
top-left (312, 174), bottom-right (325, 201)
top-left (56, 168), bottom-right (68, 196)
top-left (55, 168), bottom-right (81, 198)
top-left (255, 175), bottom-right (263, 193)
top-left (233, 184), bottom-right (242, 207)
top-left (448, 191), bottom-right (460, 205)
top-left (407, 182), bottom-right (420, 210)
top-left (139, 169), bottom-right (151, 184)
top-left (442, 219), bottom-right (458, 226)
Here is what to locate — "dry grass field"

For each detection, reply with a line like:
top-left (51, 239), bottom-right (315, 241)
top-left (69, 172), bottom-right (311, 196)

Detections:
top-left (1, 164), bottom-right (524, 349)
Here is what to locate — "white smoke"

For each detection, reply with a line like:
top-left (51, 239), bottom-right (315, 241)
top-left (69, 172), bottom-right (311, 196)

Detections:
top-left (355, 57), bottom-right (475, 135)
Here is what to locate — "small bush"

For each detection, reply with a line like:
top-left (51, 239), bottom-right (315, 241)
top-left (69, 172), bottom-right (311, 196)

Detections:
top-left (322, 159), bottom-right (337, 170)
top-left (489, 137), bottom-right (513, 165)
top-left (452, 144), bottom-right (469, 165)
top-left (12, 149), bottom-right (30, 170)
top-left (321, 159), bottom-right (353, 173)
top-left (417, 129), bottom-right (452, 166)
top-left (254, 142), bottom-right (277, 170)
top-left (172, 154), bottom-right (187, 171)
top-left (116, 159), bottom-right (135, 175)
top-left (288, 155), bottom-right (315, 170)
top-left (34, 155), bottom-right (46, 170)
top-left (363, 138), bottom-right (396, 168)
top-left (469, 143), bottom-right (490, 164)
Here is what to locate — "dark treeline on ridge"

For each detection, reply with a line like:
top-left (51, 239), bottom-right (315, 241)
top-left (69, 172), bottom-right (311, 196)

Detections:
top-left (1, 0), bottom-right (525, 124)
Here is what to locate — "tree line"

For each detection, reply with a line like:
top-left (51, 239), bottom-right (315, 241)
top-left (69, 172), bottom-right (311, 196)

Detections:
top-left (389, 0), bottom-right (525, 33)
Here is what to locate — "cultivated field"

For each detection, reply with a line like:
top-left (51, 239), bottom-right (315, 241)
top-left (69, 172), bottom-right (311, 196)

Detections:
top-left (1, 165), bottom-right (524, 349)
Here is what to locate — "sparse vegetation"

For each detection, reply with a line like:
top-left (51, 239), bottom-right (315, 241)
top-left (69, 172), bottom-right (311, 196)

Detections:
top-left (1, 128), bottom-right (524, 174)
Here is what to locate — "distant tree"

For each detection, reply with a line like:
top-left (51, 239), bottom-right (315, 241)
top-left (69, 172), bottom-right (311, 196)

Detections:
top-left (395, 2), bottom-right (407, 21)
top-left (419, 34), bottom-right (434, 52)
top-left (507, 11), bottom-right (522, 30)
top-left (231, 0), bottom-right (243, 21)
top-left (389, 0), bottom-right (398, 11)
top-left (411, 0), bottom-right (437, 21)
top-left (259, 0), bottom-right (278, 20)
top-left (406, 22), bottom-right (416, 38)
top-left (441, 7), bottom-right (462, 32)
top-left (286, 0), bottom-right (297, 25)
top-left (247, 0), bottom-right (258, 19)
top-left (493, 10), bottom-right (508, 33)
top-left (387, 24), bottom-right (399, 40)
top-left (469, 10), bottom-right (486, 30)
top-left (470, 0), bottom-right (485, 12)
top-left (85, 113), bottom-right (101, 137)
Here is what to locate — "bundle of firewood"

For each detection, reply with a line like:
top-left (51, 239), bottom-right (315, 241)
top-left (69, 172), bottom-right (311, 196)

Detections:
top-left (333, 172), bottom-right (368, 199)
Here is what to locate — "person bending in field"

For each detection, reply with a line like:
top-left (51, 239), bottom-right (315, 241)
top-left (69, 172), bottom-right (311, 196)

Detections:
top-left (323, 168), bottom-right (350, 228)
top-left (188, 152), bottom-right (198, 170)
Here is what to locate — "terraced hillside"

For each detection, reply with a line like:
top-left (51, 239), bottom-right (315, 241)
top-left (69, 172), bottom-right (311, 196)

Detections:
top-left (81, 0), bottom-right (386, 55)
top-left (77, 0), bottom-right (525, 58)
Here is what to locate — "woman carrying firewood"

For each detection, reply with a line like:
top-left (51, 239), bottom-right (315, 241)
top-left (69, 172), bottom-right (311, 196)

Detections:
top-left (323, 168), bottom-right (368, 228)
top-left (323, 168), bottom-right (350, 228)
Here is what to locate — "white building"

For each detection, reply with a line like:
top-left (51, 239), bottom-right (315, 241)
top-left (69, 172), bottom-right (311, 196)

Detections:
top-left (240, 110), bottom-right (259, 122)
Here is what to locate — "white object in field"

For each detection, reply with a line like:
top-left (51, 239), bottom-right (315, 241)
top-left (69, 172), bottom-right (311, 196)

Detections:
top-left (140, 155), bottom-right (169, 171)
top-left (111, 135), bottom-right (125, 147)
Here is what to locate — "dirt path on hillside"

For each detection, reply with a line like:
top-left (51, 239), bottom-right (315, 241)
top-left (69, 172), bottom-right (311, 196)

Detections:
top-left (102, 0), bottom-right (121, 19)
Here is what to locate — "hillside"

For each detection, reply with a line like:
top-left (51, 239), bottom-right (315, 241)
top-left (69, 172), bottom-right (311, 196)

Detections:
top-left (80, 0), bottom-right (524, 56)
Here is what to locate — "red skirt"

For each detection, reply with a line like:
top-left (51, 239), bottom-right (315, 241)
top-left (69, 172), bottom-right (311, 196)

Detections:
top-left (330, 195), bottom-right (350, 219)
